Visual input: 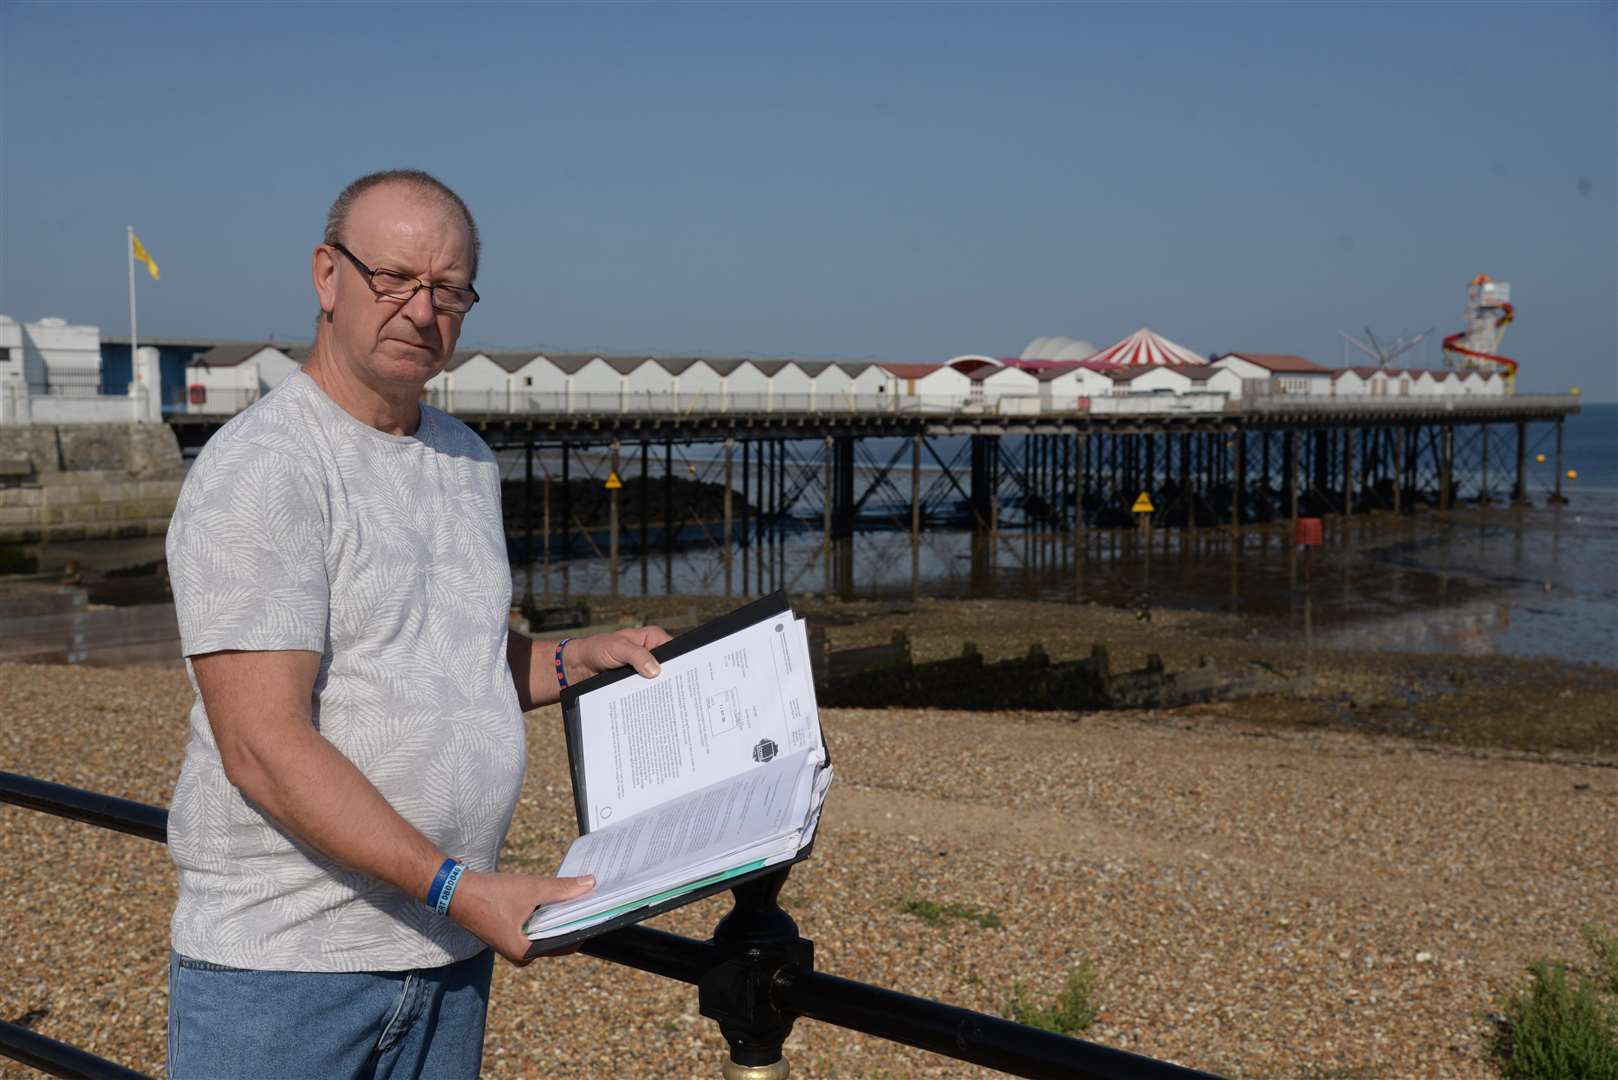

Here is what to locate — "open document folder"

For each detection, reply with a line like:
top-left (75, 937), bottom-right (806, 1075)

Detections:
top-left (524, 592), bottom-right (832, 954)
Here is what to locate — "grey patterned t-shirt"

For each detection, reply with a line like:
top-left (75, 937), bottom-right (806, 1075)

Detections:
top-left (165, 370), bottom-right (525, 972)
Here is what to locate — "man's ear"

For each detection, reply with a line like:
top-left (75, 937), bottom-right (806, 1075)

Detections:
top-left (312, 245), bottom-right (338, 320)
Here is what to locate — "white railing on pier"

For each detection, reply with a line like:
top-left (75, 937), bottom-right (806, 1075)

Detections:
top-left (147, 384), bottom-right (1565, 424)
top-left (416, 387), bottom-right (1544, 421)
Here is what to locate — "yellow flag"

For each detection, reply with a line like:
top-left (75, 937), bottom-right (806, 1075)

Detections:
top-left (130, 231), bottom-right (160, 281)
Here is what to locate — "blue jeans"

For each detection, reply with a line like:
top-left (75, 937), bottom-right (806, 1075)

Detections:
top-left (166, 948), bottom-right (495, 1080)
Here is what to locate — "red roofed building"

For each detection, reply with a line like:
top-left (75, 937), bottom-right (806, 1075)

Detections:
top-left (1213, 352), bottom-right (1334, 396)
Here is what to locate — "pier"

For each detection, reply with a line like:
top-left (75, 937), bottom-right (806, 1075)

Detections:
top-left (169, 393), bottom-right (1581, 598)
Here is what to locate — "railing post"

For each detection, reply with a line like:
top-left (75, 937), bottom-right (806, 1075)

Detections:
top-left (699, 869), bottom-right (812, 1080)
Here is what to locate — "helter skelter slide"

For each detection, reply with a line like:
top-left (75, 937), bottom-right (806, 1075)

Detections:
top-left (1443, 274), bottom-right (1518, 391)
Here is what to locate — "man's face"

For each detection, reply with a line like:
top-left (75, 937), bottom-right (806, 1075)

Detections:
top-left (313, 184), bottom-right (473, 392)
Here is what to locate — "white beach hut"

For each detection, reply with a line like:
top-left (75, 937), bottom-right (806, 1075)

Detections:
top-left (184, 343), bottom-right (298, 413)
top-left (1036, 364), bottom-right (1116, 411)
top-left (843, 363), bottom-right (891, 407)
top-left (972, 366), bottom-right (1040, 412)
top-left (1213, 353), bottom-right (1333, 397)
top-left (796, 361), bottom-right (852, 411)
top-left (881, 363), bottom-right (971, 412)
top-left (655, 358), bottom-right (724, 411)
top-left (1332, 367), bottom-right (1375, 398)
top-left (754, 360), bottom-right (815, 412)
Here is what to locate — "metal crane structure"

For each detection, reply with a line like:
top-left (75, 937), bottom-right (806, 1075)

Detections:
top-left (1443, 274), bottom-right (1518, 391)
top-left (1340, 326), bottom-right (1434, 368)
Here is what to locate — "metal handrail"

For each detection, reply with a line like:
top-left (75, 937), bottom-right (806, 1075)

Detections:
top-left (0, 1020), bottom-right (151, 1080)
top-left (0, 770), bottom-right (1222, 1080)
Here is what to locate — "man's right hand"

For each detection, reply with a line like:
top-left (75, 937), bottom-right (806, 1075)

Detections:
top-left (448, 870), bottom-right (596, 964)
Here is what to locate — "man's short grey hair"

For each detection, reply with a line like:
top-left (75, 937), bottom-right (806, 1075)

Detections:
top-left (323, 168), bottom-right (481, 281)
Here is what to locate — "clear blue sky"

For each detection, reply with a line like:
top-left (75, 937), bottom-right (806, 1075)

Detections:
top-left (3, 1), bottom-right (1613, 397)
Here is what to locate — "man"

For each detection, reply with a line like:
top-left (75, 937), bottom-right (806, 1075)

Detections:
top-left (164, 169), bottom-right (669, 1078)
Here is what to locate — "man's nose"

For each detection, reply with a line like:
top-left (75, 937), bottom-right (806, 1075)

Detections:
top-left (402, 285), bottom-right (438, 326)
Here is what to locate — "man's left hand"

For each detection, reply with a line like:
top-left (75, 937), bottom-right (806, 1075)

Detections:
top-left (564, 625), bottom-right (672, 685)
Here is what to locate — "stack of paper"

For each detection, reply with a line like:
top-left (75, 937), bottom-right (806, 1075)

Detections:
top-left (524, 595), bottom-right (830, 946)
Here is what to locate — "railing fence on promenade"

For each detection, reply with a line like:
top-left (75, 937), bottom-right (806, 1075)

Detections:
top-left (0, 769), bottom-right (1221, 1080)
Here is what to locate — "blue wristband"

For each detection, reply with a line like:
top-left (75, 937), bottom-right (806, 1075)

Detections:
top-left (426, 858), bottom-right (458, 911)
top-left (434, 863), bottom-right (466, 916)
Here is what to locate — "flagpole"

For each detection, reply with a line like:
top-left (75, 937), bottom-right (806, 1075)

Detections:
top-left (127, 225), bottom-right (138, 379)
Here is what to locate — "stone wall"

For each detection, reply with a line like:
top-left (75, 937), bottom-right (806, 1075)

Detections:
top-left (0, 424), bottom-right (184, 543)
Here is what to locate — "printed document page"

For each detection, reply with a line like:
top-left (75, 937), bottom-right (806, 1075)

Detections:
top-left (575, 613), bottom-right (820, 832)
top-left (527, 746), bottom-right (824, 937)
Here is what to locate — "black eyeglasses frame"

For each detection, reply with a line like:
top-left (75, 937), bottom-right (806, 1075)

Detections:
top-left (330, 243), bottom-right (480, 314)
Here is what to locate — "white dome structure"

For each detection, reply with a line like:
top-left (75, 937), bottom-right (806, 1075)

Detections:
top-left (1021, 336), bottom-right (1097, 361)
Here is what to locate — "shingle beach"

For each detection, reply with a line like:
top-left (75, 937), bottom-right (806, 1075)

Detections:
top-left (3, 598), bottom-right (1615, 1078)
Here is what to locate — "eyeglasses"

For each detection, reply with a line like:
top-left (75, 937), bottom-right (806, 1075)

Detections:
top-left (331, 243), bottom-right (480, 314)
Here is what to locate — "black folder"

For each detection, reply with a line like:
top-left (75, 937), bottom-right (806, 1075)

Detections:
top-left (527, 590), bottom-right (820, 957)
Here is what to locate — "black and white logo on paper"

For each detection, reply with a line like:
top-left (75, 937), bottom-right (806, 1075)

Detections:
top-left (752, 738), bottom-right (778, 763)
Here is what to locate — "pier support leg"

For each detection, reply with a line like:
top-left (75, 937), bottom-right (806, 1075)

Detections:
top-left (723, 439), bottom-right (734, 597)
top-left (1513, 421), bottom-right (1528, 507)
top-left (640, 441), bottom-right (650, 595)
top-left (609, 440), bottom-right (621, 598)
top-left (1232, 429), bottom-right (1244, 531)
top-left (1342, 427), bottom-right (1354, 518)
top-left (822, 437), bottom-right (833, 598)
top-left (1551, 418), bottom-right (1567, 505)
top-left (1261, 432), bottom-right (1272, 520)
top-left (560, 441), bottom-right (572, 562)
top-left (523, 441), bottom-right (534, 606)
top-left (664, 440), bottom-right (674, 593)
top-left (1440, 425), bottom-right (1453, 512)
top-left (1392, 428), bottom-right (1403, 515)
top-left (1286, 430), bottom-right (1299, 526)
top-left (969, 435), bottom-right (998, 535)
top-left (1313, 429), bottom-right (1329, 514)
top-left (741, 440), bottom-right (751, 595)
top-left (1479, 425), bottom-right (1491, 506)
top-left (910, 434), bottom-right (922, 600)
top-left (832, 436), bottom-right (856, 539)
top-left (1073, 433), bottom-right (1086, 601)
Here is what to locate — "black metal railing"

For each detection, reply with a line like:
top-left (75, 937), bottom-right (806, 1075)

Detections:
top-left (0, 771), bottom-right (1223, 1080)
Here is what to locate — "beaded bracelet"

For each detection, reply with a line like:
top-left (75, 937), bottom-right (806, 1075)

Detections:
top-left (555, 637), bottom-right (573, 690)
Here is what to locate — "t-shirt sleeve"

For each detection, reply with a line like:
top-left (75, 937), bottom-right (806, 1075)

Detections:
top-left (166, 442), bottom-right (329, 657)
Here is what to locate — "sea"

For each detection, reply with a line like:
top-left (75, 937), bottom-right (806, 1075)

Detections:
top-left (8, 406), bottom-right (1614, 668)
top-left (512, 404), bottom-right (1618, 668)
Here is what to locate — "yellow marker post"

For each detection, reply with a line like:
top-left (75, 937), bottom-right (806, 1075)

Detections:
top-left (1132, 491), bottom-right (1154, 620)
top-left (604, 472), bottom-right (623, 490)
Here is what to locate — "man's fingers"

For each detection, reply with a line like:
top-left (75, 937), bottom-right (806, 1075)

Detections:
top-left (641, 624), bottom-right (674, 648)
top-left (543, 874), bottom-right (595, 902)
top-left (631, 648), bottom-right (660, 678)
top-left (612, 640), bottom-right (661, 679)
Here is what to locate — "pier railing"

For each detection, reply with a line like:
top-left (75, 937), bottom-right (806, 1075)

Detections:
top-left (0, 770), bottom-right (1221, 1080)
top-left (164, 385), bottom-right (1572, 426)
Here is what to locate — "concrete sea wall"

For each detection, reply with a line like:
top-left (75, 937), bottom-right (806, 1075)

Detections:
top-left (0, 424), bottom-right (184, 543)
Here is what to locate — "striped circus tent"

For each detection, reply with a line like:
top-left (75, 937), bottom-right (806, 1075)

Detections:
top-left (1086, 327), bottom-right (1207, 366)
